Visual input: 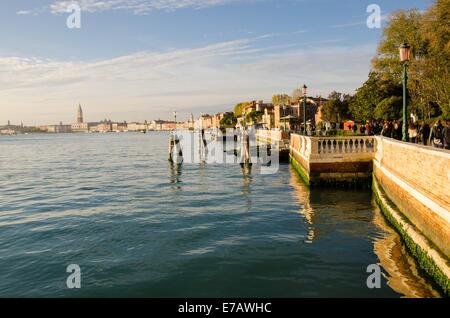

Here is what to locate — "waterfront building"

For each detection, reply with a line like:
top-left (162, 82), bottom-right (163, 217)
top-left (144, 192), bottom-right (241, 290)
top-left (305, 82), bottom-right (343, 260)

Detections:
top-left (150, 120), bottom-right (177, 131)
top-left (0, 129), bottom-right (16, 135)
top-left (43, 122), bottom-right (72, 133)
top-left (261, 107), bottom-right (274, 129)
top-left (112, 122), bottom-right (128, 132)
top-left (212, 112), bottom-right (234, 128)
top-left (127, 122), bottom-right (147, 132)
top-left (90, 119), bottom-right (113, 133)
top-left (273, 97), bottom-right (324, 130)
top-left (196, 114), bottom-right (213, 129)
top-left (1, 122), bottom-right (21, 134)
top-left (71, 104), bottom-right (90, 132)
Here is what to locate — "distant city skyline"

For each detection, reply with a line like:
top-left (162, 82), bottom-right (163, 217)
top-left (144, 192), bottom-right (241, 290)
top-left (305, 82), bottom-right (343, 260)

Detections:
top-left (0, 0), bottom-right (433, 125)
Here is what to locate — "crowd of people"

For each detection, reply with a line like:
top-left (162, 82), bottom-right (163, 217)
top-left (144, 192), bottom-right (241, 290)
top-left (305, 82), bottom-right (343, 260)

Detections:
top-left (311, 119), bottom-right (450, 150)
top-left (378, 119), bottom-right (450, 149)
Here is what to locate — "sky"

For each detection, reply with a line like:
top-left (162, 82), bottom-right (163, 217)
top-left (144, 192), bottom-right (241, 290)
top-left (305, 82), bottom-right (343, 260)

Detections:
top-left (0, 0), bottom-right (433, 125)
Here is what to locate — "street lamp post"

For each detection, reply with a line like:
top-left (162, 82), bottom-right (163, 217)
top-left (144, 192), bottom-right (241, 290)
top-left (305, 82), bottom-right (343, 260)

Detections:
top-left (302, 84), bottom-right (307, 135)
top-left (399, 43), bottom-right (411, 142)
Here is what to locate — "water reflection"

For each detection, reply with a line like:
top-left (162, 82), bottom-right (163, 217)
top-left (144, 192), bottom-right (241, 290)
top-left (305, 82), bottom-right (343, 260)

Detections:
top-left (289, 166), bottom-right (440, 298)
top-left (169, 162), bottom-right (182, 189)
top-left (289, 173), bottom-right (314, 243)
top-left (372, 205), bottom-right (441, 298)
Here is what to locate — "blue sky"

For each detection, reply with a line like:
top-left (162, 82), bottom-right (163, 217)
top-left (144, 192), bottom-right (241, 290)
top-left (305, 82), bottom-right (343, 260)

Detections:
top-left (0, 0), bottom-right (433, 125)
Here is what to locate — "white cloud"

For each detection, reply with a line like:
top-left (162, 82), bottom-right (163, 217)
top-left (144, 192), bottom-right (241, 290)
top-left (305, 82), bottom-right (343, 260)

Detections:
top-left (0, 38), bottom-right (375, 125)
top-left (49, 0), bottom-right (242, 15)
top-left (16, 10), bottom-right (33, 15)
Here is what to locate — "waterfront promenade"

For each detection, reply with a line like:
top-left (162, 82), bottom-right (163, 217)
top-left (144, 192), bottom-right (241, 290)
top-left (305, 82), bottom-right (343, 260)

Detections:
top-left (255, 129), bottom-right (450, 294)
top-left (259, 129), bottom-right (450, 295)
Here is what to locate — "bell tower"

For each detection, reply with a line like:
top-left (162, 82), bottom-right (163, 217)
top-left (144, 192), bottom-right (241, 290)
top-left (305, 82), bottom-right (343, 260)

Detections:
top-left (77, 104), bottom-right (83, 124)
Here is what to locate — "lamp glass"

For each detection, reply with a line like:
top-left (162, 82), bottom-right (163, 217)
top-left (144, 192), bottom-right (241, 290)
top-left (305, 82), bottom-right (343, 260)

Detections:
top-left (399, 43), bottom-right (411, 62)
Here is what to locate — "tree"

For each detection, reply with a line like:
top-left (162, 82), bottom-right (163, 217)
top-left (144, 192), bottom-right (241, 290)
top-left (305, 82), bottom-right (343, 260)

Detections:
top-left (374, 96), bottom-right (402, 120)
top-left (413, 0), bottom-right (450, 118)
top-left (372, 9), bottom-right (425, 82)
top-left (321, 91), bottom-right (351, 122)
top-left (371, 1), bottom-right (450, 119)
top-left (246, 111), bottom-right (263, 124)
top-left (272, 94), bottom-right (290, 106)
top-left (349, 72), bottom-right (402, 121)
top-left (220, 113), bottom-right (237, 127)
top-left (233, 102), bottom-right (250, 117)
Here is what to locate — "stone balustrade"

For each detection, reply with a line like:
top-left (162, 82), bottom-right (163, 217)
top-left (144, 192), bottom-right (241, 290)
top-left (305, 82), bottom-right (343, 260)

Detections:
top-left (289, 134), bottom-right (376, 186)
top-left (290, 134), bottom-right (376, 162)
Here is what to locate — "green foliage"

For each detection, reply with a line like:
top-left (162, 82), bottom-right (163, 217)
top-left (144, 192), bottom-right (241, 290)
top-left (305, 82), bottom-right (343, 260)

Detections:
top-left (372, 1), bottom-right (450, 119)
top-left (321, 91), bottom-right (351, 122)
top-left (233, 102), bottom-right (250, 117)
top-left (246, 110), bottom-right (263, 123)
top-left (375, 96), bottom-right (403, 120)
top-left (349, 72), bottom-right (402, 121)
top-left (219, 113), bottom-right (237, 127)
top-left (372, 9), bottom-right (425, 81)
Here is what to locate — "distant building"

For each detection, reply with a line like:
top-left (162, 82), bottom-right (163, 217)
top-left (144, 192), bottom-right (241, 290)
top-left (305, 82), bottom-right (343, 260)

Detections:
top-left (150, 120), bottom-right (177, 131)
top-left (43, 121), bottom-right (72, 133)
top-left (90, 119), bottom-right (113, 133)
top-left (195, 114), bottom-right (213, 129)
top-left (112, 122), bottom-right (127, 132)
top-left (71, 104), bottom-right (90, 132)
top-left (77, 104), bottom-right (83, 124)
top-left (127, 122), bottom-right (148, 132)
top-left (272, 97), bottom-right (325, 130)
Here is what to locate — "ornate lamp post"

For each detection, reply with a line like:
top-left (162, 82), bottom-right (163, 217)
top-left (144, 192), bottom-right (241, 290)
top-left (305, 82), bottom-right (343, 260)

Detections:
top-left (399, 43), bottom-right (411, 142)
top-left (302, 84), bottom-right (307, 135)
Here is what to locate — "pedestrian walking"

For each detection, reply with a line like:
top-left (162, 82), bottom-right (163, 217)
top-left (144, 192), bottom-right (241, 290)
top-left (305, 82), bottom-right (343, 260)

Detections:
top-left (429, 120), bottom-right (444, 148)
top-left (408, 123), bottom-right (418, 143)
top-left (419, 122), bottom-right (430, 145)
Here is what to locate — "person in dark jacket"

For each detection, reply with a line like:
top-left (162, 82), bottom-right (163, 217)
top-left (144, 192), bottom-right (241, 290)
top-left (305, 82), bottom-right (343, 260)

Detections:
top-left (393, 121), bottom-right (402, 140)
top-left (442, 121), bottom-right (450, 150)
top-left (419, 122), bottom-right (430, 145)
top-left (381, 121), bottom-right (392, 137)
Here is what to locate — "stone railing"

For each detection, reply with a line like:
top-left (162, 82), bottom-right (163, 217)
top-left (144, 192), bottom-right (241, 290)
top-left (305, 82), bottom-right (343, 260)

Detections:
top-left (290, 134), bottom-right (376, 162)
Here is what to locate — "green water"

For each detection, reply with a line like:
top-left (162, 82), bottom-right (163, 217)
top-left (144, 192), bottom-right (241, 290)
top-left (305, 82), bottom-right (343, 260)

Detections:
top-left (0, 133), bottom-right (438, 297)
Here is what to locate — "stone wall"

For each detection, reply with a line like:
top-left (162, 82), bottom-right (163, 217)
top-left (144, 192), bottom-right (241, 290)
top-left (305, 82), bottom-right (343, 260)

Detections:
top-left (374, 137), bottom-right (450, 259)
